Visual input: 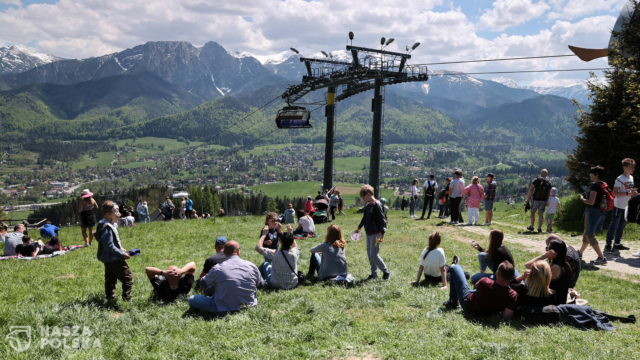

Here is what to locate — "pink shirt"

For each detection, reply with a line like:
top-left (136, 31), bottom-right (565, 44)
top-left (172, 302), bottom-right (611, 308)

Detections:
top-left (463, 183), bottom-right (484, 208)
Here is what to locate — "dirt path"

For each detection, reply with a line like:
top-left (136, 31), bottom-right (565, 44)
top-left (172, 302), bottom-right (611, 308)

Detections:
top-left (453, 221), bottom-right (640, 280)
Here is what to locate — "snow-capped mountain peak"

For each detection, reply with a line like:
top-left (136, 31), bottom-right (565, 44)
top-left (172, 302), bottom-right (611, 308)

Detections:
top-left (0, 45), bottom-right (60, 75)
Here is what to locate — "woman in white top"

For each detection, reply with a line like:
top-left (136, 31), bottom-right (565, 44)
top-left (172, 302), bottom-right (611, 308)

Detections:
top-left (255, 228), bottom-right (300, 290)
top-left (409, 179), bottom-right (419, 218)
top-left (412, 232), bottom-right (447, 288)
top-left (294, 209), bottom-right (316, 236)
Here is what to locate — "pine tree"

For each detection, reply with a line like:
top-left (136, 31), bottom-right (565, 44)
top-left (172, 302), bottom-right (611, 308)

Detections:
top-left (567, 0), bottom-right (640, 189)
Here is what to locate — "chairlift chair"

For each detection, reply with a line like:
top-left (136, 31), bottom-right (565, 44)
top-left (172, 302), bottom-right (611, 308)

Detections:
top-left (275, 106), bottom-right (312, 129)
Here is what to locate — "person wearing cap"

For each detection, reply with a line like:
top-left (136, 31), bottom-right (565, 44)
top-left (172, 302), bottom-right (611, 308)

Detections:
top-left (188, 241), bottom-right (262, 314)
top-left (145, 262), bottom-right (196, 302)
top-left (196, 236), bottom-right (230, 293)
top-left (96, 200), bottom-right (133, 302)
top-left (483, 173), bottom-right (497, 226)
top-left (78, 189), bottom-right (99, 245)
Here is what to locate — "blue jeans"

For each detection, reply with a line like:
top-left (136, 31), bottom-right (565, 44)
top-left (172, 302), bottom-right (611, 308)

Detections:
top-left (188, 294), bottom-right (219, 313)
top-left (448, 264), bottom-right (474, 310)
top-left (366, 233), bottom-right (388, 275)
top-left (606, 207), bottom-right (627, 247)
top-left (471, 252), bottom-right (520, 284)
top-left (409, 196), bottom-right (417, 216)
top-left (259, 262), bottom-right (274, 287)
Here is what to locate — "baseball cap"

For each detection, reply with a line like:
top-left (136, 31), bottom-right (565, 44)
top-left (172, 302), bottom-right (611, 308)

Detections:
top-left (215, 236), bottom-right (228, 246)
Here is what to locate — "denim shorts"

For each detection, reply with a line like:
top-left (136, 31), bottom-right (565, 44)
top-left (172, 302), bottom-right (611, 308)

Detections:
top-left (484, 200), bottom-right (494, 211)
top-left (584, 206), bottom-right (605, 236)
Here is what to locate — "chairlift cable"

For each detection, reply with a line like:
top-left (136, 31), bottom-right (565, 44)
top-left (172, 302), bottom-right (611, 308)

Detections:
top-left (429, 68), bottom-right (610, 76)
top-left (413, 54), bottom-right (576, 66)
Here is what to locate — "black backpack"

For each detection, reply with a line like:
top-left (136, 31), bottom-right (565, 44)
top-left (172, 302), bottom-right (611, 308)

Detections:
top-left (425, 181), bottom-right (435, 196)
top-left (627, 195), bottom-right (640, 224)
top-left (532, 177), bottom-right (552, 201)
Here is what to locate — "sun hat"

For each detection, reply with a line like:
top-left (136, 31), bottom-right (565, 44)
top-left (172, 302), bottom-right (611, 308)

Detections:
top-left (80, 189), bottom-right (93, 198)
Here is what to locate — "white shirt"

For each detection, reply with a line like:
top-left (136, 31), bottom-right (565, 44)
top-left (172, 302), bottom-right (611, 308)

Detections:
top-left (546, 196), bottom-right (560, 214)
top-left (418, 247), bottom-right (446, 277)
top-left (299, 215), bottom-right (315, 233)
top-left (423, 180), bottom-right (438, 194)
top-left (410, 185), bottom-right (418, 196)
top-left (613, 174), bottom-right (634, 209)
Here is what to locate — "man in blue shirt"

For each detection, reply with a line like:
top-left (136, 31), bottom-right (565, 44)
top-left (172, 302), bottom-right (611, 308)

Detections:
top-left (185, 196), bottom-right (194, 219)
top-left (40, 221), bottom-right (60, 239)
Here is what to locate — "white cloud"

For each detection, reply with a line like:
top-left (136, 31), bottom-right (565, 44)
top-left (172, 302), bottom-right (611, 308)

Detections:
top-left (547, 0), bottom-right (626, 20)
top-left (479, 0), bottom-right (550, 31)
top-left (0, 0), bottom-right (21, 6)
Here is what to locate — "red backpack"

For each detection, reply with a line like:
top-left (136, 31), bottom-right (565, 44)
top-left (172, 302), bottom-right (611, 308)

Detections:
top-left (598, 181), bottom-right (615, 212)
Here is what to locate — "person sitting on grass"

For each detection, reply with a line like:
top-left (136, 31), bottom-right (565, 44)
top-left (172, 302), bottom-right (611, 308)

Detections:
top-left (0, 224), bottom-right (7, 243)
top-left (96, 201), bottom-right (133, 302)
top-left (443, 260), bottom-right (518, 318)
top-left (196, 236), bottom-right (229, 293)
top-left (524, 237), bottom-right (574, 305)
top-left (412, 232), bottom-right (447, 288)
top-left (514, 260), bottom-right (558, 309)
top-left (3, 224), bottom-right (25, 256)
top-left (255, 228), bottom-right (300, 290)
top-left (39, 221), bottom-right (60, 239)
top-left (469, 230), bottom-right (517, 284)
top-left (188, 241), bottom-right (262, 314)
top-left (303, 196), bottom-right (316, 215)
top-left (261, 212), bottom-right (283, 250)
top-left (145, 262), bottom-right (196, 302)
top-left (283, 203), bottom-right (296, 225)
top-left (307, 224), bottom-right (348, 281)
top-left (293, 209), bottom-right (315, 236)
top-left (41, 237), bottom-right (64, 255)
top-left (15, 236), bottom-right (42, 257)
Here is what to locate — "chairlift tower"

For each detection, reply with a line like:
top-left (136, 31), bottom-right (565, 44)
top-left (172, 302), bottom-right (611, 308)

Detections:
top-left (277, 35), bottom-right (428, 197)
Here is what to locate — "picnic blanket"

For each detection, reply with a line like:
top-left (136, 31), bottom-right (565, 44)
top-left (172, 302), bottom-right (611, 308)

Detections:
top-left (0, 244), bottom-right (88, 261)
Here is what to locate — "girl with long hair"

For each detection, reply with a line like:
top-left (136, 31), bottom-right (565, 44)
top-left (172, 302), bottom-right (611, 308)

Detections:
top-left (307, 224), bottom-right (348, 280)
top-left (470, 229), bottom-right (517, 284)
top-left (412, 232), bottom-right (447, 288)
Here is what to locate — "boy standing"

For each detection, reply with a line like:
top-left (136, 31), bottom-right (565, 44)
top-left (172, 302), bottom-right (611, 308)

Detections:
top-left (483, 173), bottom-right (497, 226)
top-left (96, 201), bottom-right (133, 301)
top-left (606, 158), bottom-right (637, 253)
top-left (355, 185), bottom-right (390, 280)
top-left (545, 187), bottom-right (561, 233)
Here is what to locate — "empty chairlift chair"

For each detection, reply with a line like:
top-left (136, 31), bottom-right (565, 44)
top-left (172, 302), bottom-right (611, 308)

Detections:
top-left (275, 106), bottom-right (312, 129)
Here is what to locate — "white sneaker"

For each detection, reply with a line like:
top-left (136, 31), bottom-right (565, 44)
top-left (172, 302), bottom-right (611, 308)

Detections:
top-left (633, 252), bottom-right (640, 257)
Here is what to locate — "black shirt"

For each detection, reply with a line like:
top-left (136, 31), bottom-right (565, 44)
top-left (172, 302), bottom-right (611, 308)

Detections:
top-left (589, 182), bottom-right (605, 209)
top-left (259, 228), bottom-right (281, 250)
top-left (151, 274), bottom-right (194, 302)
top-left (15, 243), bottom-right (38, 257)
top-left (202, 253), bottom-right (227, 275)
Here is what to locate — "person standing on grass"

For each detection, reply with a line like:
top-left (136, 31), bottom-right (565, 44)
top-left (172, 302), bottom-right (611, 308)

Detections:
top-left (136, 200), bottom-right (150, 223)
top-left (337, 191), bottom-right (345, 215)
top-left (419, 174), bottom-right (438, 220)
top-left (483, 173), bottom-right (497, 226)
top-left (146, 262), bottom-right (196, 303)
top-left (354, 185), bottom-right (390, 280)
top-left (409, 179), bottom-right (419, 218)
top-left (329, 190), bottom-right (339, 221)
top-left (179, 197), bottom-right (187, 219)
top-left (545, 187), bottom-right (561, 233)
top-left (443, 260), bottom-right (518, 318)
top-left (579, 166), bottom-right (608, 266)
top-left (525, 169), bottom-right (552, 233)
top-left (412, 232), bottom-right (447, 288)
top-left (449, 170), bottom-right (465, 225)
top-left (188, 241), bottom-right (262, 314)
top-left (78, 189), bottom-right (99, 245)
top-left (437, 177), bottom-right (452, 218)
top-left (463, 176), bottom-right (484, 226)
top-left (185, 196), bottom-right (194, 219)
top-left (605, 158), bottom-right (637, 253)
top-left (96, 201), bottom-right (133, 302)
top-left (161, 197), bottom-right (175, 221)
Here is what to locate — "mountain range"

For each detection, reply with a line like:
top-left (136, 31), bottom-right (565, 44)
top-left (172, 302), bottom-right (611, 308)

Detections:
top-left (0, 40), bottom-right (584, 151)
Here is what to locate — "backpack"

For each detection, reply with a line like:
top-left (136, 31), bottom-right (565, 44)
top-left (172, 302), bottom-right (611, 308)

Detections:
top-left (532, 177), bottom-right (552, 201)
top-left (597, 181), bottom-right (615, 212)
top-left (425, 181), bottom-right (435, 196)
top-left (627, 195), bottom-right (640, 224)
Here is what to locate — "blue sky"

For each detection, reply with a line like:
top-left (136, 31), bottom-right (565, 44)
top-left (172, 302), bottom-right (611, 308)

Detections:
top-left (0, 0), bottom-right (631, 86)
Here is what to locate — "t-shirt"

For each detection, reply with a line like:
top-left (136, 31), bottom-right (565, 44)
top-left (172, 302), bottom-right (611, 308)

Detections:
top-left (532, 177), bottom-right (552, 201)
top-left (418, 247), bottom-right (446, 277)
top-left (199, 256), bottom-right (262, 312)
top-left (299, 216), bottom-right (315, 233)
top-left (410, 185), bottom-right (418, 196)
top-left (3, 232), bottom-right (24, 256)
top-left (546, 196), bottom-right (560, 214)
top-left (329, 194), bottom-right (340, 207)
top-left (151, 274), bottom-right (195, 302)
top-left (450, 177), bottom-right (465, 198)
top-left (40, 224), bottom-right (59, 238)
top-left (423, 180), bottom-right (438, 197)
top-left (259, 228), bottom-right (281, 250)
top-left (310, 242), bottom-right (348, 280)
top-left (283, 208), bottom-right (296, 224)
top-left (467, 277), bottom-right (518, 314)
top-left (263, 247), bottom-right (300, 290)
top-left (15, 243), bottom-right (38, 257)
top-left (484, 181), bottom-right (497, 201)
top-left (202, 252), bottom-right (228, 276)
top-left (186, 199), bottom-right (194, 211)
top-left (488, 246), bottom-right (515, 271)
top-left (613, 174), bottom-right (634, 209)
top-left (588, 182), bottom-right (605, 209)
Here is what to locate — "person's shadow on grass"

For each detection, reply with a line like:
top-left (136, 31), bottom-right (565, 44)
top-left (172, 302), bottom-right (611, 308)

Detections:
top-left (62, 293), bottom-right (121, 311)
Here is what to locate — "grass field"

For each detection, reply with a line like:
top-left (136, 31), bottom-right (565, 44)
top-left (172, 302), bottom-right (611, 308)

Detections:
top-left (1, 210), bottom-right (638, 359)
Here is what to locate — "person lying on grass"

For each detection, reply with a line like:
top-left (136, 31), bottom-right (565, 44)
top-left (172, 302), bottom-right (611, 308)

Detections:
top-left (412, 232), bottom-right (447, 288)
top-left (41, 237), bottom-right (64, 255)
top-left (255, 227), bottom-right (300, 290)
top-left (188, 241), bottom-right (262, 314)
top-left (145, 262), bottom-right (196, 303)
top-left (307, 224), bottom-right (348, 281)
top-left (196, 236), bottom-right (229, 294)
top-left (524, 237), bottom-right (575, 305)
top-left (15, 236), bottom-right (42, 257)
top-left (443, 260), bottom-right (518, 319)
top-left (513, 260), bottom-right (558, 312)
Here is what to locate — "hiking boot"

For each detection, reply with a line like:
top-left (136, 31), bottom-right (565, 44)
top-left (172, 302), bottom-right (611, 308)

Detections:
top-left (452, 255), bottom-right (459, 265)
top-left (366, 273), bottom-right (378, 280)
top-left (604, 246), bottom-right (613, 253)
top-left (442, 300), bottom-right (459, 310)
top-left (382, 271), bottom-right (391, 280)
top-left (613, 244), bottom-right (630, 251)
top-left (526, 226), bottom-right (534, 232)
top-left (591, 257), bottom-right (608, 266)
